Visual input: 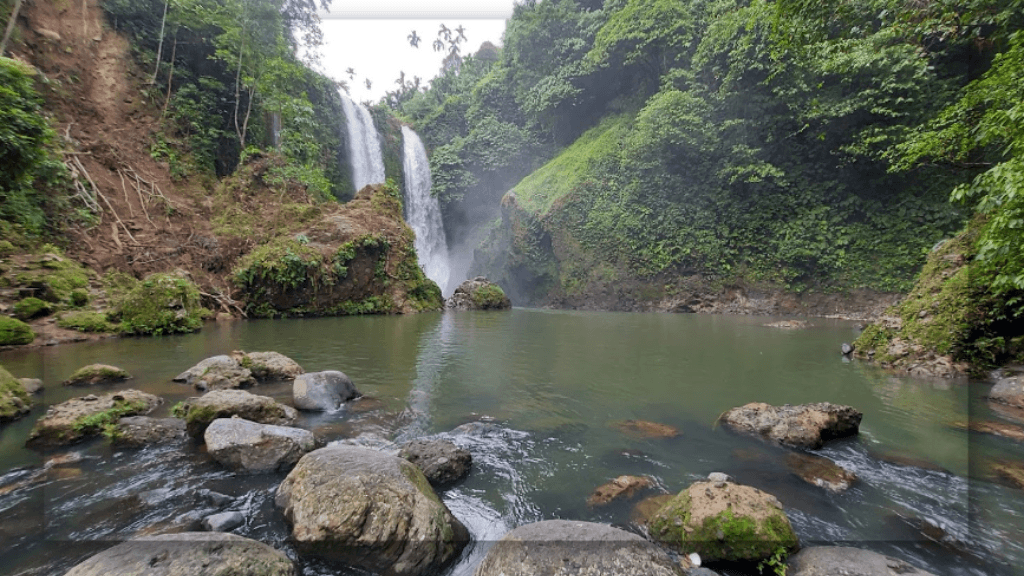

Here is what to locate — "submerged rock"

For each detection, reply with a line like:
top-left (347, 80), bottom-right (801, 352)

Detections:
top-left (276, 445), bottom-right (469, 576)
top-left (177, 389), bottom-right (297, 438)
top-left (445, 277), bottom-right (512, 310)
top-left (62, 364), bottom-right (131, 386)
top-left (786, 546), bottom-right (936, 576)
top-left (0, 364), bottom-right (32, 423)
top-left (26, 389), bottom-right (161, 449)
top-left (764, 320), bottom-right (808, 329)
top-left (630, 494), bottom-right (675, 527)
top-left (474, 520), bottom-right (684, 576)
top-left (993, 460), bottom-right (1024, 490)
top-left (587, 475), bottom-right (656, 507)
top-left (293, 370), bottom-right (358, 411)
top-left (950, 419), bottom-right (1024, 442)
top-left (786, 452), bottom-right (857, 493)
top-left (232, 350), bottom-right (304, 381)
top-left (721, 402), bottom-right (862, 449)
top-left (611, 419), bottom-right (681, 439)
top-left (205, 417), bottom-right (314, 473)
top-left (398, 438), bottom-right (472, 487)
top-left (649, 480), bottom-right (798, 563)
top-left (112, 416), bottom-right (186, 448)
top-left (174, 355), bottom-right (256, 391)
top-left (64, 532), bottom-right (295, 576)
top-left (202, 510), bottom-right (245, 532)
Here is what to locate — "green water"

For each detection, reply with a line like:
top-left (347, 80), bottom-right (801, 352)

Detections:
top-left (0, 309), bottom-right (1019, 575)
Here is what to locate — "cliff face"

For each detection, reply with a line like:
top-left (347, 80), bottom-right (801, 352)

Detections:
top-left (0, 0), bottom-right (439, 348)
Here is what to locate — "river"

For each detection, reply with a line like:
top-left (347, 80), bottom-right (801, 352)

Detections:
top-left (0, 309), bottom-right (1020, 575)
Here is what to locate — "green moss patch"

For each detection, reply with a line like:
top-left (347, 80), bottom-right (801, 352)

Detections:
top-left (111, 273), bottom-right (209, 336)
top-left (0, 316), bottom-right (35, 345)
top-left (57, 311), bottom-right (118, 333)
top-left (0, 364), bottom-right (32, 422)
top-left (72, 399), bottom-right (147, 438)
top-left (63, 364), bottom-right (131, 386)
top-left (471, 284), bottom-right (508, 309)
top-left (13, 297), bottom-right (50, 320)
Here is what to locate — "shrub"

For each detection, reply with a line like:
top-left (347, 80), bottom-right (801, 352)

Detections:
top-left (112, 273), bottom-right (209, 335)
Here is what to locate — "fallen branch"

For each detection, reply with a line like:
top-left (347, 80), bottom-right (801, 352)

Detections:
top-left (199, 289), bottom-right (248, 318)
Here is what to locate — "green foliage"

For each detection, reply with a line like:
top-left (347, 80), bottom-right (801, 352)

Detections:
top-left (0, 57), bottom-right (70, 239)
top-left (72, 399), bottom-right (146, 436)
top-left (758, 545), bottom-right (789, 576)
top-left (233, 236), bottom-right (324, 293)
top-left (0, 316), bottom-right (35, 345)
top-left (471, 284), bottom-right (508, 309)
top-left (111, 272), bottom-right (208, 335)
top-left (70, 289), bottom-right (89, 307)
top-left (0, 364), bottom-right (32, 421)
top-left (57, 311), bottom-right (118, 333)
top-left (12, 297), bottom-right (50, 320)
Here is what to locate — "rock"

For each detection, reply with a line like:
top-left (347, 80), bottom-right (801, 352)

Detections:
top-left (174, 355), bottom-right (256, 391)
top-left (293, 370), bottom-right (358, 411)
top-left (630, 494), bottom-right (675, 526)
top-left (474, 520), bottom-right (684, 576)
top-left (445, 277), bottom-right (512, 310)
top-left (398, 438), bottom-right (472, 487)
top-left (949, 419), bottom-right (1024, 442)
top-left (989, 376), bottom-right (1024, 410)
top-left (707, 472), bottom-right (732, 483)
top-left (993, 460), bottom-right (1024, 490)
top-left (205, 417), bottom-right (314, 473)
top-left (649, 481), bottom-right (799, 563)
top-left (200, 489), bottom-right (234, 508)
top-left (18, 378), bottom-right (43, 394)
top-left (62, 364), bottom-right (131, 386)
top-left (275, 445), bottom-right (469, 576)
top-left (36, 29), bottom-right (61, 42)
top-left (232, 350), bottom-right (304, 381)
top-left (64, 532), bottom-right (295, 576)
top-left (112, 416), bottom-right (186, 448)
top-left (611, 419), bottom-right (681, 439)
top-left (202, 511), bottom-right (245, 532)
top-left (721, 402), bottom-right (862, 449)
top-left (841, 343), bottom-right (854, 355)
top-left (1, 365), bottom-right (32, 423)
top-left (26, 389), bottom-right (161, 449)
top-left (786, 546), bottom-right (936, 576)
top-left (177, 389), bottom-right (298, 438)
top-left (587, 475), bottom-right (656, 506)
top-left (786, 452), bottom-right (857, 493)
top-left (764, 320), bottom-right (808, 329)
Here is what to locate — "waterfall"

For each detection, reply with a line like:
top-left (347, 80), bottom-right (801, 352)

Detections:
top-left (401, 126), bottom-right (451, 293)
top-left (340, 95), bottom-right (386, 192)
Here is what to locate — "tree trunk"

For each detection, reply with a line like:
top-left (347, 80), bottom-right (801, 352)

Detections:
top-left (0, 0), bottom-right (24, 56)
top-left (151, 0), bottom-right (170, 84)
top-left (162, 33), bottom-right (177, 116)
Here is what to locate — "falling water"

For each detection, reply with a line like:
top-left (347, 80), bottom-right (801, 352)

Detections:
top-left (401, 126), bottom-right (451, 292)
top-left (340, 95), bottom-right (386, 192)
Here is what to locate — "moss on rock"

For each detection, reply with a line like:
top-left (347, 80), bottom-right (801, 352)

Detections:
top-left (0, 316), bottom-right (35, 345)
top-left (649, 481), bottom-right (798, 563)
top-left (57, 311), bottom-right (118, 333)
top-left (63, 364), bottom-right (131, 386)
top-left (13, 297), bottom-right (50, 320)
top-left (0, 364), bottom-right (32, 423)
top-left (111, 272), bottom-right (209, 336)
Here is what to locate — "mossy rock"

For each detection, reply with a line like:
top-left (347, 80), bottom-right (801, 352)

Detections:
top-left (13, 249), bottom-right (91, 304)
top-left (70, 289), bottom-right (89, 307)
top-left (57, 311), bottom-right (118, 333)
top-left (112, 272), bottom-right (210, 336)
top-left (0, 364), bottom-right (32, 423)
top-left (0, 240), bottom-right (15, 257)
top-left (63, 364), bottom-right (131, 386)
top-left (13, 297), bottom-right (50, 320)
top-left (649, 481), bottom-right (798, 563)
top-left (26, 389), bottom-right (162, 449)
top-left (0, 316), bottom-right (35, 345)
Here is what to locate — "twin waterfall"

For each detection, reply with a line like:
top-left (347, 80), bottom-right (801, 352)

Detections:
top-left (340, 96), bottom-right (451, 294)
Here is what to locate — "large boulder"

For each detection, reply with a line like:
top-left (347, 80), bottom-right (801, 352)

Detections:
top-left (275, 445), bottom-right (469, 576)
top-left (205, 417), bottom-right (314, 473)
top-left (398, 438), bottom-right (472, 487)
top-left (649, 480), bottom-right (799, 563)
top-left (233, 350), bottom-right (304, 381)
top-left (174, 355), bottom-right (256, 391)
top-left (989, 376), bottom-right (1024, 410)
top-left (445, 277), bottom-right (511, 310)
top-left (721, 402), bottom-right (862, 449)
top-left (474, 520), bottom-right (684, 576)
top-left (112, 416), bottom-right (187, 448)
top-left (64, 532), bottom-right (295, 576)
top-left (26, 389), bottom-right (161, 449)
top-left (786, 546), bottom-right (936, 576)
top-left (1, 364), bottom-right (32, 423)
top-left (176, 389), bottom-right (297, 438)
top-left (62, 364), bottom-right (131, 386)
top-left (293, 370), bottom-right (358, 411)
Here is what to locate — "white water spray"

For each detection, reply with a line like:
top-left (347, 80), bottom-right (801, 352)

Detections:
top-left (401, 126), bottom-right (451, 293)
top-left (340, 95), bottom-right (386, 192)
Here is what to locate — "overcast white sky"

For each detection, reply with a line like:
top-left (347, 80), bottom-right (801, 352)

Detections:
top-left (312, 1), bottom-right (517, 103)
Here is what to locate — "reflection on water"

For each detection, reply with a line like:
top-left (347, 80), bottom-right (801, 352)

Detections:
top-left (0, 309), bottom-right (1019, 575)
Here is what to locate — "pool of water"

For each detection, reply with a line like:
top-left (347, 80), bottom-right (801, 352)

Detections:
top-left (0, 309), bottom-right (1019, 575)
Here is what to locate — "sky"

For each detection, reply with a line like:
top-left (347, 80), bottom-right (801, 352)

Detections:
top-left (312, 1), bottom-right (517, 103)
